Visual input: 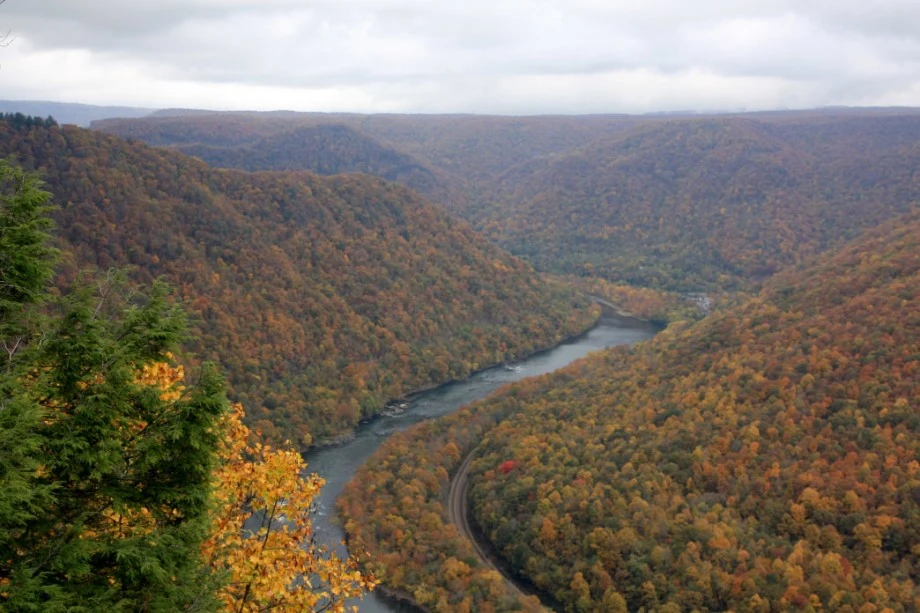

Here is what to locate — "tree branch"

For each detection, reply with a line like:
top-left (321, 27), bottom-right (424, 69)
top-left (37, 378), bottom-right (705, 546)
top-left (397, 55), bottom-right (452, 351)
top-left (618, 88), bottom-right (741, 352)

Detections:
top-left (0, 0), bottom-right (12, 49)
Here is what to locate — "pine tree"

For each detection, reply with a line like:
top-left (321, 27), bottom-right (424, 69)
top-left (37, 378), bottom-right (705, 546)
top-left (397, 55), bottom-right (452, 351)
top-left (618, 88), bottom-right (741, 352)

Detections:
top-left (0, 158), bottom-right (59, 605)
top-left (0, 162), bottom-right (228, 611)
top-left (0, 158), bottom-right (58, 349)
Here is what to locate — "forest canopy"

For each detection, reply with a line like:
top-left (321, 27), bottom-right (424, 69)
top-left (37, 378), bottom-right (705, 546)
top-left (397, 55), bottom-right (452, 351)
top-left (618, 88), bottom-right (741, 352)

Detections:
top-left (97, 110), bottom-right (920, 293)
top-left (466, 210), bottom-right (920, 611)
top-left (340, 208), bottom-right (920, 612)
top-left (0, 117), bottom-right (597, 445)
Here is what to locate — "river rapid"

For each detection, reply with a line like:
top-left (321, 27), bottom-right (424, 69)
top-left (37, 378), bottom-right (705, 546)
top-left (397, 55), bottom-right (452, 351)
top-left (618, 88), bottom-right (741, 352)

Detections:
top-left (303, 314), bottom-right (659, 612)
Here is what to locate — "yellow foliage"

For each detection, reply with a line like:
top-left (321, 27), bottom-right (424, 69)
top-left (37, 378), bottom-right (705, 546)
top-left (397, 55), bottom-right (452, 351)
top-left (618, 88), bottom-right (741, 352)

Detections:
top-left (135, 354), bottom-right (185, 401)
top-left (202, 404), bottom-right (377, 612)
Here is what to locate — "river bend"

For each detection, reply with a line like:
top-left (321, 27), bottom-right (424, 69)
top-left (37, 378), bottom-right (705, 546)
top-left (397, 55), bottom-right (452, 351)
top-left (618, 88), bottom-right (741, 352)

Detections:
top-left (303, 315), bottom-right (658, 612)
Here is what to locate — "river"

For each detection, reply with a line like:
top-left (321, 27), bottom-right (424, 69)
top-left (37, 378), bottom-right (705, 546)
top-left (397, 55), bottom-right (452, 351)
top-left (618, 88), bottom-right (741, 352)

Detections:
top-left (303, 314), bottom-right (659, 612)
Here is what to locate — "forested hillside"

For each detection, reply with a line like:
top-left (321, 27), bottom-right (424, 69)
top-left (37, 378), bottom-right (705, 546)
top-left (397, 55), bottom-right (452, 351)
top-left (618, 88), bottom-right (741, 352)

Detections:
top-left (464, 210), bottom-right (920, 611)
top-left (96, 112), bottom-right (639, 183)
top-left (173, 123), bottom-right (461, 208)
top-left (479, 114), bottom-right (920, 291)
top-left (0, 117), bottom-right (596, 445)
top-left (97, 111), bottom-right (920, 294)
top-left (0, 160), bottom-right (374, 611)
top-left (339, 209), bottom-right (919, 611)
top-left (97, 115), bottom-right (465, 209)
top-left (94, 112), bottom-right (641, 211)
top-left (339, 394), bottom-right (546, 612)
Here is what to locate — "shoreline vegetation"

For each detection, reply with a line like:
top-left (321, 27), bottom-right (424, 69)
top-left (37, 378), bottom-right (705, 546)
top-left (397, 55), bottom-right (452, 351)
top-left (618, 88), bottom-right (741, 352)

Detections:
top-left (310, 297), bottom-right (669, 451)
top-left (309, 303), bottom-right (605, 450)
top-left (337, 314), bottom-right (656, 612)
top-left (337, 369), bottom-right (558, 611)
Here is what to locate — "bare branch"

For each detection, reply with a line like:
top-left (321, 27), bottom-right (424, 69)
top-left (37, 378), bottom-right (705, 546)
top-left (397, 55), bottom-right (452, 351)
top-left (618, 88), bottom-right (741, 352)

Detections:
top-left (0, 0), bottom-right (13, 49)
top-left (2, 335), bottom-right (23, 367)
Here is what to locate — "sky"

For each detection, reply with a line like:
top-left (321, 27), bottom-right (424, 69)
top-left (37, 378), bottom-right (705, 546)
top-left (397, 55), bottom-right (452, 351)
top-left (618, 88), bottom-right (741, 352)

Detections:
top-left (1, 0), bottom-right (919, 115)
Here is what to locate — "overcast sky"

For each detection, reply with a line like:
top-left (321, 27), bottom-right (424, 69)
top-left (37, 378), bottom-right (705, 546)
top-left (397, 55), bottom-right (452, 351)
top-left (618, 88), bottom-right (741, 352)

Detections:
top-left (1, 0), bottom-right (919, 114)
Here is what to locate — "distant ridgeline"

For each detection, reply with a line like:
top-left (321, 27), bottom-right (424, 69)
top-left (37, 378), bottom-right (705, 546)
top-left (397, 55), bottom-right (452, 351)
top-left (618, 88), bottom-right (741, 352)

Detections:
top-left (97, 109), bottom-right (920, 292)
top-left (94, 112), bottom-right (642, 220)
top-left (477, 114), bottom-right (920, 291)
top-left (0, 116), bottom-right (596, 445)
top-left (0, 100), bottom-right (154, 127)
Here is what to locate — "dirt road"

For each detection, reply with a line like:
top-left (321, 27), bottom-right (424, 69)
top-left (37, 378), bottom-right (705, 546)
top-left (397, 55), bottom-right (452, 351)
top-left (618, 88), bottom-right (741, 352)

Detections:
top-left (447, 448), bottom-right (535, 602)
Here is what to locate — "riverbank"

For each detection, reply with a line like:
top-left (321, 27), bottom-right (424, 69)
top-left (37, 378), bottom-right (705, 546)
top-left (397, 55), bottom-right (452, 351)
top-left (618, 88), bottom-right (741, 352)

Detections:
top-left (370, 585), bottom-right (430, 613)
top-left (330, 317), bottom-right (657, 612)
top-left (308, 305), bottom-right (605, 450)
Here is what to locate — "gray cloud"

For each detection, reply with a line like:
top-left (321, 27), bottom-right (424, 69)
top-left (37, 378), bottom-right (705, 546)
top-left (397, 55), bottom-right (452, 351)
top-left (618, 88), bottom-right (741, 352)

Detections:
top-left (1, 0), bottom-right (918, 113)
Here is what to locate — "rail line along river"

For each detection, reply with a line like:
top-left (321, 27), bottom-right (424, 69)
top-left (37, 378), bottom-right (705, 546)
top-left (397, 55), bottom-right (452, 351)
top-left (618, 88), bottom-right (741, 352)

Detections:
top-left (303, 314), bottom-right (659, 612)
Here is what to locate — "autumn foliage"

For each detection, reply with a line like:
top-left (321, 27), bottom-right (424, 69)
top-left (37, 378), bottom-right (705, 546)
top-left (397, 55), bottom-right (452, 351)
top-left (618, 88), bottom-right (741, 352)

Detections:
top-left (134, 362), bottom-right (378, 612)
top-left (338, 392), bottom-right (544, 613)
top-left (0, 117), bottom-right (597, 445)
top-left (203, 404), bottom-right (376, 612)
top-left (477, 114), bottom-right (920, 291)
top-left (97, 110), bottom-right (920, 298)
top-left (560, 274), bottom-right (707, 324)
top-left (341, 210), bottom-right (919, 612)
top-left (0, 160), bottom-right (375, 610)
top-left (466, 212), bottom-right (920, 611)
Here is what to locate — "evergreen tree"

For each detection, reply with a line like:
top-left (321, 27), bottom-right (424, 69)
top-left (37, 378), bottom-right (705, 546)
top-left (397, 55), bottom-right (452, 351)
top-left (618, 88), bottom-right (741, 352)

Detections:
top-left (0, 161), bottom-right (228, 611)
top-left (0, 158), bottom-right (57, 347)
top-left (0, 158), bottom-right (58, 606)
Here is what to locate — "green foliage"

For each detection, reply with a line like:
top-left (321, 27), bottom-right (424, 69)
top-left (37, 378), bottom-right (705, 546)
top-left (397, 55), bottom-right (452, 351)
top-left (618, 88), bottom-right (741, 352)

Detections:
top-left (3, 278), bottom-right (229, 611)
top-left (0, 158), bottom-right (58, 342)
top-left (0, 114), bottom-right (57, 130)
top-left (0, 164), bottom-right (228, 611)
top-left (0, 162), bottom-right (58, 588)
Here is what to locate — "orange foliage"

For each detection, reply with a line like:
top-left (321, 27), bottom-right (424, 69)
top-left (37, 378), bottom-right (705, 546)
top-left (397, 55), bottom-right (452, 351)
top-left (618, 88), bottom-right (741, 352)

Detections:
top-left (203, 404), bottom-right (377, 612)
top-left (465, 212), bottom-right (920, 610)
top-left (344, 211), bottom-right (920, 611)
top-left (0, 118), bottom-right (597, 446)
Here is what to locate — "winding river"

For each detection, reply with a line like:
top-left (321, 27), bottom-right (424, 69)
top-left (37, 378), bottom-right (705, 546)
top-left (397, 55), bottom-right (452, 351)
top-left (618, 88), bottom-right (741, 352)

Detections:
top-left (303, 314), bottom-right (659, 612)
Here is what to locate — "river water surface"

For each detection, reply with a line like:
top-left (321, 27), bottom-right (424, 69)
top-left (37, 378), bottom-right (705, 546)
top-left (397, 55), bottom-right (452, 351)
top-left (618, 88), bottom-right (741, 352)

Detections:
top-left (303, 315), bottom-right (658, 612)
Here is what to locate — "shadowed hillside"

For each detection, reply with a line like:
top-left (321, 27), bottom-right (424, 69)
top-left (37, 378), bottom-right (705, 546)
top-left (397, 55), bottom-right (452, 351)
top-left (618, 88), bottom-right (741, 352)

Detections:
top-left (94, 112), bottom-right (642, 211)
top-left (479, 115), bottom-right (920, 291)
top-left (175, 123), bottom-right (454, 205)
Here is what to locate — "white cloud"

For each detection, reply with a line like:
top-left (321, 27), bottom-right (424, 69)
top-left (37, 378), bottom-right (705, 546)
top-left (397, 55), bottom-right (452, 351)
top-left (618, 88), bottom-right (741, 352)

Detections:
top-left (1, 0), bottom-right (918, 113)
